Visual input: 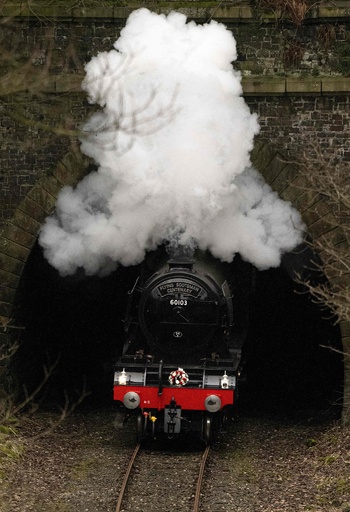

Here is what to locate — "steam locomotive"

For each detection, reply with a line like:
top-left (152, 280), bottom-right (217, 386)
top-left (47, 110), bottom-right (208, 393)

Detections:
top-left (113, 247), bottom-right (244, 443)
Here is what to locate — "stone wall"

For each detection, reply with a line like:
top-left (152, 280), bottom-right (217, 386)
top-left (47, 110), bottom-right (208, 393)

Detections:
top-left (1, 2), bottom-right (350, 233)
top-left (3, 92), bottom-right (349, 235)
top-left (247, 95), bottom-right (350, 159)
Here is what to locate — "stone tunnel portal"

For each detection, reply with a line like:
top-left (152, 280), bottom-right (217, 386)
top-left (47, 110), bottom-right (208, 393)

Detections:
top-left (12, 239), bottom-right (343, 418)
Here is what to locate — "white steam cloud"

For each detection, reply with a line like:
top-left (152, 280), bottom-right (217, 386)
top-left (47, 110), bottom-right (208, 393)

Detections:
top-left (39, 8), bottom-right (304, 276)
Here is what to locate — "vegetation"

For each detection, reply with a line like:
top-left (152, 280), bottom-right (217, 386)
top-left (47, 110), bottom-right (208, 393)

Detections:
top-left (287, 146), bottom-right (350, 423)
top-left (294, 148), bottom-right (350, 325)
top-left (255, 0), bottom-right (315, 26)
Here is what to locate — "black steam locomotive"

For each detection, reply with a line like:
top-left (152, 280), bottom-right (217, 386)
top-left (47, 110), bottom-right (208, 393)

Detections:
top-left (113, 247), bottom-right (244, 443)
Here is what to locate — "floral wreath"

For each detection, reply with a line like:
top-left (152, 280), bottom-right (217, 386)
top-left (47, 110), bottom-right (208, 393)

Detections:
top-left (168, 368), bottom-right (189, 387)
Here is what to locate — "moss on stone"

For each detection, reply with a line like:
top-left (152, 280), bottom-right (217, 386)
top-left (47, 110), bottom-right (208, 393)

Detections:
top-left (333, 35), bottom-right (350, 76)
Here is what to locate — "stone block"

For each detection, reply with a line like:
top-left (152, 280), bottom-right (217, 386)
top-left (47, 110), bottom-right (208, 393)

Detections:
top-left (176, 7), bottom-right (214, 19)
top-left (0, 269), bottom-right (20, 290)
top-left (57, 147), bottom-right (91, 185)
top-left (282, 176), bottom-right (306, 204)
top-left (308, 212), bottom-right (338, 238)
top-left (322, 78), bottom-right (350, 94)
top-left (54, 74), bottom-right (84, 94)
top-left (211, 6), bottom-right (241, 19)
top-left (328, 265), bottom-right (350, 284)
top-left (72, 6), bottom-right (114, 18)
top-left (0, 238), bottom-right (30, 263)
top-left (19, 3), bottom-right (62, 17)
top-left (113, 7), bottom-right (132, 19)
top-left (311, 199), bottom-right (332, 218)
top-left (10, 211), bottom-right (41, 237)
top-left (250, 140), bottom-right (266, 160)
top-left (28, 185), bottom-right (58, 215)
top-left (243, 78), bottom-right (286, 96)
top-left (262, 153), bottom-right (287, 186)
top-left (0, 301), bottom-right (13, 318)
top-left (4, 223), bottom-right (36, 249)
top-left (286, 78), bottom-right (321, 95)
top-left (0, 3), bottom-right (23, 17)
top-left (339, 320), bottom-right (350, 337)
top-left (333, 233), bottom-right (349, 248)
top-left (321, 226), bottom-right (347, 247)
top-left (339, 319), bottom-right (350, 338)
top-left (293, 191), bottom-right (309, 213)
top-left (259, 9), bottom-right (283, 21)
top-left (295, 189), bottom-right (321, 213)
top-left (0, 285), bottom-right (16, 304)
top-left (52, 161), bottom-right (77, 187)
top-left (319, 4), bottom-right (350, 17)
top-left (271, 163), bottom-right (298, 195)
top-left (19, 196), bottom-right (48, 225)
top-left (303, 197), bottom-right (333, 222)
top-left (239, 6), bottom-right (254, 18)
top-left (251, 143), bottom-right (276, 173)
top-left (39, 176), bottom-right (63, 200)
top-left (0, 252), bottom-right (24, 277)
top-left (288, 186), bottom-right (308, 211)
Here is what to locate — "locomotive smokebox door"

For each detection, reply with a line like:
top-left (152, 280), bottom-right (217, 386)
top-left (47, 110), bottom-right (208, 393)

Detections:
top-left (164, 405), bottom-right (181, 434)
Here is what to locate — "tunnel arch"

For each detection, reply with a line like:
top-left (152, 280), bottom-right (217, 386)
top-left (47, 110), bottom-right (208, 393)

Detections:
top-left (0, 144), bottom-right (91, 332)
top-left (0, 142), bottom-right (347, 415)
top-left (251, 141), bottom-right (350, 352)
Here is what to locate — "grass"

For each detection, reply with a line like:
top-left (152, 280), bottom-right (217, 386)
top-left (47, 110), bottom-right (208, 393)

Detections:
top-left (0, 426), bottom-right (23, 462)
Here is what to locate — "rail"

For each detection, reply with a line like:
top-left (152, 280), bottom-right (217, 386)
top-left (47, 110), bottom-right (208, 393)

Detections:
top-left (115, 443), bottom-right (141, 512)
top-left (193, 445), bottom-right (210, 512)
top-left (115, 442), bottom-right (210, 512)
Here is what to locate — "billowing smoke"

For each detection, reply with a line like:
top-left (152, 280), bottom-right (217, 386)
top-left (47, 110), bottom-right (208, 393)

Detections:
top-left (39, 8), bottom-right (304, 276)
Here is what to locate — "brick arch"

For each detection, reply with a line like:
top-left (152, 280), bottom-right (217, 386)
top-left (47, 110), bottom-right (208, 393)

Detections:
top-left (1, 141), bottom-right (348, 336)
top-left (251, 141), bottom-right (349, 419)
top-left (0, 145), bottom-right (91, 340)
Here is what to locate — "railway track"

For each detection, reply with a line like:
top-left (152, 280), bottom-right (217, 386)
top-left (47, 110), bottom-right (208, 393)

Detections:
top-left (115, 442), bottom-right (211, 512)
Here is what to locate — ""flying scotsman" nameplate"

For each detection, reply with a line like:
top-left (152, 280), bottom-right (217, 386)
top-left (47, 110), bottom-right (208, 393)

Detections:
top-left (157, 282), bottom-right (202, 298)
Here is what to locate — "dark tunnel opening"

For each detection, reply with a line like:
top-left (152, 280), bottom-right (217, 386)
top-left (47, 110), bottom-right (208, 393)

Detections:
top-left (12, 241), bottom-right (343, 419)
top-left (241, 264), bottom-right (343, 418)
top-left (13, 241), bottom-right (139, 407)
